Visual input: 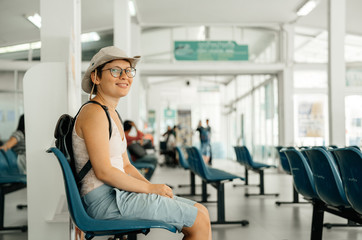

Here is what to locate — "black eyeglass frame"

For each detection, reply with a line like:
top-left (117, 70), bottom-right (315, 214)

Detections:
top-left (102, 67), bottom-right (136, 78)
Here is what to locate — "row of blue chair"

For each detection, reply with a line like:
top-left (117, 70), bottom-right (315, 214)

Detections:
top-left (282, 147), bottom-right (362, 240)
top-left (0, 149), bottom-right (27, 232)
top-left (184, 146), bottom-right (249, 226)
top-left (233, 146), bottom-right (279, 197)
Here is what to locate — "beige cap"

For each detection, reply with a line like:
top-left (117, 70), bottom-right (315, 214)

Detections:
top-left (82, 46), bottom-right (141, 93)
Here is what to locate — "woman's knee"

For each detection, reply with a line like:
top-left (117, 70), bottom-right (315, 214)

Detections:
top-left (194, 203), bottom-right (210, 218)
top-left (183, 208), bottom-right (210, 237)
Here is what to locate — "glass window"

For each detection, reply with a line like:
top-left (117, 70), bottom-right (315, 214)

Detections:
top-left (294, 70), bottom-right (327, 88)
top-left (294, 94), bottom-right (329, 146)
top-left (346, 67), bottom-right (362, 87)
top-left (345, 95), bottom-right (362, 148)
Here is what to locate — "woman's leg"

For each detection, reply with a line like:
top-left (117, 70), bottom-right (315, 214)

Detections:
top-left (182, 203), bottom-right (211, 240)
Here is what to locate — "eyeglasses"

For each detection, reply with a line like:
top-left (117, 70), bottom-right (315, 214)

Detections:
top-left (102, 67), bottom-right (136, 78)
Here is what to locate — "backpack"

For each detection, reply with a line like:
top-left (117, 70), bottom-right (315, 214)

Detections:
top-left (54, 100), bottom-right (121, 187)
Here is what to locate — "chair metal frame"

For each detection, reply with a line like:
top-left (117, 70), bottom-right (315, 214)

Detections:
top-left (234, 146), bottom-right (279, 197)
top-left (0, 150), bottom-right (27, 232)
top-left (186, 147), bottom-right (249, 226)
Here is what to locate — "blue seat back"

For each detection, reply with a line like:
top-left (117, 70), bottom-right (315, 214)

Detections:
top-left (175, 146), bottom-right (189, 169)
top-left (233, 146), bottom-right (245, 166)
top-left (332, 147), bottom-right (362, 214)
top-left (275, 146), bottom-right (291, 174)
top-left (304, 148), bottom-right (349, 207)
top-left (48, 147), bottom-right (96, 231)
top-left (0, 151), bottom-right (10, 175)
top-left (186, 147), bottom-right (209, 179)
top-left (236, 146), bottom-right (254, 168)
top-left (1, 149), bottom-right (20, 174)
top-left (282, 149), bottom-right (319, 200)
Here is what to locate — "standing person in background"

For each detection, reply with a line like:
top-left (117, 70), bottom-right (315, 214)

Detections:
top-left (205, 119), bottom-right (212, 165)
top-left (0, 114), bottom-right (26, 173)
top-left (196, 120), bottom-right (210, 164)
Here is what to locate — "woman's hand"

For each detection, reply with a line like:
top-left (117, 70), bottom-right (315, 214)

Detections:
top-left (148, 184), bottom-right (174, 198)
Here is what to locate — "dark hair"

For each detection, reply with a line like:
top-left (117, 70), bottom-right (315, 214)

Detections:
top-left (92, 59), bottom-right (133, 95)
top-left (17, 114), bottom-right (25, 136)
top-left (123, 120), bottom-right (133, 132)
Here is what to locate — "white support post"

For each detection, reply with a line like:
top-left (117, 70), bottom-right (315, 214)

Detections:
top-left (26, 0), bottom-right (81, 239)
top-left (278, 24), bottom-right (294, 146)
top-left (328, 0), bottom-right (346, 146)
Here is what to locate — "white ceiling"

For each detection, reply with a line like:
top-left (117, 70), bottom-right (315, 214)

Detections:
top-left (0, 0), bottom-right (361, 49)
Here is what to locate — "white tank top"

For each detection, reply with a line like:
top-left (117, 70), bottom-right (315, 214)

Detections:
top-left (72, 117), bottom-right (127, 196)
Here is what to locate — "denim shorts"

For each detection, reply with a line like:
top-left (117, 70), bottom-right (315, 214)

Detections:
top-left (82, 184), bottom-right (198, 232)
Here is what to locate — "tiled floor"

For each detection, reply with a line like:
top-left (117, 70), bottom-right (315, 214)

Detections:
top-left (3, 159), bottom-right (362, 240)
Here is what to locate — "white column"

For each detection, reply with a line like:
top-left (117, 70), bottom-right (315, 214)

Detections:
top-left (328, 0), bottom-right (346, 146)
top-left (278, 24), bottom-right (294, 146)
top-left (26, 0), bottom-right (81, 239)
top-left (114, 0), bottom-right (131, 119)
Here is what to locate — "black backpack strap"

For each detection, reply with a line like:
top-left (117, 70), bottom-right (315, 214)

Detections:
top-left (77, 100), bottom-right (113, 183)
top-left (115, 109), bottom-right (123, 124)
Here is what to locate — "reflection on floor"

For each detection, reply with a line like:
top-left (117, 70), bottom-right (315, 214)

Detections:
top-left (3, 159), bottom-right (362, 240)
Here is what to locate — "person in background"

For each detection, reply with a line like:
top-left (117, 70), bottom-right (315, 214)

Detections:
top-left (196, 120), bottom-right (210, 164)
top-left (205, 119), bottom-right (212, 165)
top-left (123, 120), bottom-right (144, 147)
top-left (73, 46), bottom-right (211, 240)
top-left (0, 114), bottom-right (26, 173)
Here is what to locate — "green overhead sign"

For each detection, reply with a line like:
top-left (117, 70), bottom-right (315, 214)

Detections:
top-left (174, 41), bottom-right (248, 61)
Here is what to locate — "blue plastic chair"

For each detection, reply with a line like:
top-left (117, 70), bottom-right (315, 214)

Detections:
top-left (275, 146), bottom-right (308, 206)
top-left (47, 147), bottom-right (176, 240)
top-left (174, 146), bottom-right (198, 195)
top-left (282, 148), bottom-right (319, 201)
top-left (234, 146), bottom-right (279, 197)
top-left (0, 151), bottom-right (27, 232)
top-left (282, 148), bottom-right (326, 239)
top-left (304, 148), bottom-right (362, 229)
top-left (232, 146), bottom-right (256, 187)
top-left (0, 149), bottom-right (20, 175)
top-left (304, 148), bottom-right (350, 208)
top-left (332, 147), bottom-right (362, 214)
top-left (185, 146), bottom-right (249, 226)
top-left (127, 150), bottom-right (155, 181)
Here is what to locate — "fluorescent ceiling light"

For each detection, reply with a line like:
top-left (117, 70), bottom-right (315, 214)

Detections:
top-left (296, 0), bottom-right (319, 16)
top-left (128, 0), bottom-right (136, 16)
top-left (81, 32), bottom-right (100, 42)
top-left (0, 41), bottom-right (41, 54)
top-left (26, 13), bottom-right (42, 28)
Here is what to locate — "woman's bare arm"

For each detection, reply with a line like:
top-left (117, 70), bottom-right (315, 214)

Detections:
top-left (77, 105), bottom-right (172, 198)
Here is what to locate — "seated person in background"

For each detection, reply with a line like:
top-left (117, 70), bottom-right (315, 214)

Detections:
top-left (162, 125), bottom-right (178, 167)
top-left (124, 120), bottom-right (154, 149)
top-left (0, 114), bottom-right (26, 174)
top-left (123, 120), bottom-right (158, 178)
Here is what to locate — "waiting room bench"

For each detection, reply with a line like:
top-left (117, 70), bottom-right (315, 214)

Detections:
top-left (186, 146), bottom-right (249, 226)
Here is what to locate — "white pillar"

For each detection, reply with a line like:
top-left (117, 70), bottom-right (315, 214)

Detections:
top-left (113, 0), bottom-right (142, 126)
top-left (328, 0), bottom-right (346, 146)
top-left (278, 24), bottom-right (294, 146)
top-left (114, 0), bottom-right (131, 119)
top-left (26, 0), bottom-right (81, 239)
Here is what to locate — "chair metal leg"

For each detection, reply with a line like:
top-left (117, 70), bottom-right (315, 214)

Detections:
top-left (323, 219), bottom-right (362, 229)
top-left (245, 170), bottom-right (279, 197)
top-left (0, 185), bottom-right (28, 232)
top-left (311, 201), bottom-right (324, 240)
top-left (177, 172), bottom-right (205, 197)
top-left (276, 186), bottom-right (309, 206)
top-left (210, 182), bottom-right (249, 226)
